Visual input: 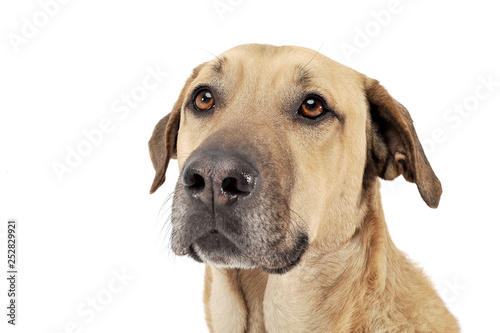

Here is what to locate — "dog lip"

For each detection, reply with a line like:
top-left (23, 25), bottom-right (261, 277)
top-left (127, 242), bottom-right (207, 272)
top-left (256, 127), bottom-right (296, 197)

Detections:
top-left (260, 253), bottom-right (303, 275)
top-left (173, 244), bottom-right (189, 256)
top-left (187, 230), bottom-right (249, 266)
top-left (179, 230), bottom-right (309, 275)
top-left (173, 231), bottom-right (217, 258)
top-left (189, 229), bottom-right (235, 252)
top-left (258, 234), bottom-right (309, 275)
top-left (187, 245), bottom-right (204, 263)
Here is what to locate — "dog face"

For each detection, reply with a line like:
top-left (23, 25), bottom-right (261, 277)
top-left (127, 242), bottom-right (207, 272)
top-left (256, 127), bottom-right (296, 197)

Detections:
top-left (149, 44), bottom-right (441, 274)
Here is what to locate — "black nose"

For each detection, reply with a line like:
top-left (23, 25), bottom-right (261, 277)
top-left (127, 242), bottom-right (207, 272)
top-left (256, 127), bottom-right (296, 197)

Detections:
top-left (182, 151), bottom-right (259, 207)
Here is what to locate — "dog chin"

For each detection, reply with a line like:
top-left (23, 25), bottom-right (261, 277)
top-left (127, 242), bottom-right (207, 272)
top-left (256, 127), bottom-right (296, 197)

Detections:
top-left (189, 243), bottom-right (257, 270)
top-left (186, 230), bottom-right (257, 268)
top-left (190, 244), bottom-right (257, 269)
top-left (187, 232), bottom-right (309, 275)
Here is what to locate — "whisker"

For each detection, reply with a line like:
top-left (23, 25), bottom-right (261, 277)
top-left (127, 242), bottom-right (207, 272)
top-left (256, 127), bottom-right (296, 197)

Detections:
top-left (214, 267), bottom-right (229, 277)
top-left (154, 190), bottom-right (176, 258)
top-left (197, 47), bottom-right (223, 63)
top-left (302, 40), bottom-right (324, 70)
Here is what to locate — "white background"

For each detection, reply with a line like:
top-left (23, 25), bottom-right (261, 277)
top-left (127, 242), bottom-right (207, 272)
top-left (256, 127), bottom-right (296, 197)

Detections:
top-left (1, 0), bottom-right (499, 332)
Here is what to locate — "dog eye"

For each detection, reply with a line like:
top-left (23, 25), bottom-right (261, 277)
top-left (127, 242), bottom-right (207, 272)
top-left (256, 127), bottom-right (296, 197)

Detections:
top-left (194, 89), bottom-right (215, 111)
top-left (298, 96), bottom-right (324, 119)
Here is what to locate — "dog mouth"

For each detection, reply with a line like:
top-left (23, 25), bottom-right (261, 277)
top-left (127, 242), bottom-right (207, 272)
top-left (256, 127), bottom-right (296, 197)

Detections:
top-left (184, 229), bottom-right (309, 275)
top-left (187, 230), bottom-right (248, 265)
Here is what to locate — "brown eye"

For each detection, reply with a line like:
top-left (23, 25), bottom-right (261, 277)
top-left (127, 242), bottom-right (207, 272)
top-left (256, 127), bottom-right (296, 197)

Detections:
top-left (299, 96), bottom-right (325, 119)
top-left (194, 89), bottom-right (215, 111)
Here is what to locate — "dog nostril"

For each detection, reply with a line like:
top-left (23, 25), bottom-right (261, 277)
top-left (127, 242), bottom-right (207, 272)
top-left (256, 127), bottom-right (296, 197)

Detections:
top-left (221, 176), bottom-right (251, 196)
top-left (191, 174), bottom-right (205, 190)
top-left (186, 173), bottom-right (205, 191)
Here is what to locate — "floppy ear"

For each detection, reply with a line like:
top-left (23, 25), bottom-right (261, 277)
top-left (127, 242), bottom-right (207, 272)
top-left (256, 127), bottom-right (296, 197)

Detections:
top-left (148, 109), bottom-right (180, 194)
top-left (364, 77), bottom-right (442, 208)
top-left (148, 65), bottom-right (203, 194)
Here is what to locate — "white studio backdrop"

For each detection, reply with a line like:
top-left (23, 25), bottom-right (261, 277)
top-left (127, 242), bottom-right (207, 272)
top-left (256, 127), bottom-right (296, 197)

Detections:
top-left (0, 0), bottom-right (499, 332)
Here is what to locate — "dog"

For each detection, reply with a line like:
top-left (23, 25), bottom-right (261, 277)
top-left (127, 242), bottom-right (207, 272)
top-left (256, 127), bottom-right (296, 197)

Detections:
top-left (149, 44), bottom-right (459, 332)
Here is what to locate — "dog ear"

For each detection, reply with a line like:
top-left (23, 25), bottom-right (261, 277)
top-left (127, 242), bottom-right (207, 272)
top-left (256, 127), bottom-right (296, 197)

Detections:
top-left (149, 65), bottom-right (203, 194)
top-left (148, 110), bottom-right (180, 194)
top-left (364, 78), bottom-right (442, 208)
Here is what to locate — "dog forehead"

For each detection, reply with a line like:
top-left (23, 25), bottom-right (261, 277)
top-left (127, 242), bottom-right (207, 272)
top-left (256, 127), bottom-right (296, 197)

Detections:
top-left (220, 44), bottom-right (358, 77)
top-left (220, 44), bottom-right (330, 67)
top-left (193, 45), bottom-right (341, 83)
top-left (221, 44), bottom-right (316, 63)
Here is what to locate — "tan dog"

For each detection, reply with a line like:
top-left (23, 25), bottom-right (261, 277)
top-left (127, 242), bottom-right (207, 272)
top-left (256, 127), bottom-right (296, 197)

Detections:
top-left (149, 44), bottom-right (459, 332)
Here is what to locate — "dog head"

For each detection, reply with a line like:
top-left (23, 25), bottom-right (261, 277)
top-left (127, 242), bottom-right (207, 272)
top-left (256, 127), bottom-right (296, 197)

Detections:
top-left (149, 44), bottom-right (441, 274)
